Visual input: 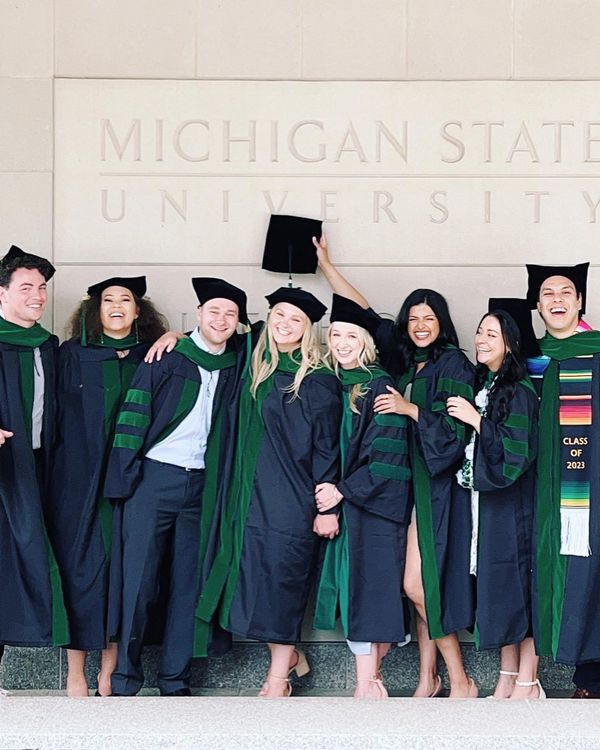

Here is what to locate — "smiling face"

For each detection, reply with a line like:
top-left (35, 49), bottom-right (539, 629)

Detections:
top-left (268, 302), bottom-right (308, 352)
top-left (0, 267), bottom-right (48, 328)
top-left (329, 322), bottom-right (364, 369)
top-left (99, 285), bottom-right (139, 339)
top-left (407, 303), bottom-right (441, 348)
top-left (537, 275), bottom-right (582, 338)
top-left (196, 296), bottom-right (239, 352)
top-left (475, 315), bottom-right (507, 373)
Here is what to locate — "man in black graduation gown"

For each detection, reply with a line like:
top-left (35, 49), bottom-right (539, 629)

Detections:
top-left (104, 278), bottom-right (248, 696)
top-left (526, 263), bottom-right (600, 698)
top-left (0, 245), bottom-right (69, 660)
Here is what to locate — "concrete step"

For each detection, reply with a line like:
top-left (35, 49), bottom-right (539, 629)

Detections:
top-left (0, 642), bottom-right (575, 694)
top-left (1, 694), bottom-right (598, 750)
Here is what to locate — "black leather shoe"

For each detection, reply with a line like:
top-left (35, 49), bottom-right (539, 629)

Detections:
top-left (160, 687), bottom-right (192, 697)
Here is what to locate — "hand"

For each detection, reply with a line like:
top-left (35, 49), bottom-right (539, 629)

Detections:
top-left (315, 482), bottom-right (343, 512)
top-left (312, 235), bottom-right (331, 267)
top-left (374, 385), bottom-right (419, 421)
top-left (313, 514), bottom-right (339, 539)
top-left (144, 331), bottom-right (185, 363)
top-left (446, 396), bottom-right (481, 432)
top-left (0, 428), bottom-right (14, 447)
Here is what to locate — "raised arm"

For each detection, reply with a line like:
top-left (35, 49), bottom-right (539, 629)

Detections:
top-left (313, 236), bottom-right (370, 309)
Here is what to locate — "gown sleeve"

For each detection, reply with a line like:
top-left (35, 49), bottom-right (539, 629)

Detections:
top-left (414, 351), bottom-right (475, 477)
top-left (474, 381), bottom-right (539, 492)
top-left (103, 356), bottom-right (170, 499)
top-left (308, 373), bottom-right (342, 487)
top-left (337, 379), bottom-right (411, 523)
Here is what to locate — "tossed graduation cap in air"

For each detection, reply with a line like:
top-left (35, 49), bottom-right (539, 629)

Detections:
top-left (329, 293), bottom-right (381, 339)
top-left (192, 277), bottom-right (248, 324)
top-left (526, 262), bottom-right (589, 313)
top-left (262, 214), bottom-right (323, 287)
top-left (87, 276), bottom-right (147, 299)
top-left (487, 297), bottom-right (541, 358)
top-left (265, 286), bottom-right (327, 323)
top-left (1, 244), bottom-right (56, 280)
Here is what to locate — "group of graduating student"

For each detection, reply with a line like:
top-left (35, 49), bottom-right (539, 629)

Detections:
top-left (1, 214), bottom-right (600, 702)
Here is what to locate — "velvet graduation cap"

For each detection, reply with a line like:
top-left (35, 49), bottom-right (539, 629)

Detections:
top-left (262, 214), bottom-right (322, 286)
top-left (80, 276), bottom-right (148, 347)
top-left (526, 262), bottom-right (589, 314)
top-left (87, 276), bottom-right (147, 298)
top-left (329, 294), bottom-right (381, 338)
top-left (192, 277), bottom-right (248, 324)
top-left (1, 244), bottom-right (56, 280)
top-left (265, 287), bottom-right (327, 323)
top-left (488, 297), bottom-right (541, 358)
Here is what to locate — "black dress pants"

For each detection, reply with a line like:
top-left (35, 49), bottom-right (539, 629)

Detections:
top-left (111, 459), bottom-right (205, 696)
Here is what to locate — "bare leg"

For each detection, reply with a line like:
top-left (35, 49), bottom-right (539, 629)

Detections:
top-left (97, 643), bottom-right (118, 697)
top-left (510, 638), bottom-right (541, 700)
top-left (260, 643), bottom-right (295, 697)
top-left (66, 649), bottom-right (89, 697)
top-left (491, 644), bottom-right (519, 699)
top-left (376, 642), bottom-right (391, 677)
top-left (404, 518), bottom-right (439, 697)
top-left (354, 646), bottom-right (387, 699)
top-left (436, 634), bottom-right (478, 698)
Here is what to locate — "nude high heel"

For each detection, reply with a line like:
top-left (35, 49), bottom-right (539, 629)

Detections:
top-left (259, 673), bottom-right (292, 698)
top-left (289, 649), bottom-right (310, 678)
top-left (355, 676), bottom-right (389, 699)
top-left (515, 678), bottom-right (546, 699)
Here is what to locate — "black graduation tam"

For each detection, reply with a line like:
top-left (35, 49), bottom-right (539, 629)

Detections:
top-left (487, 297), bottom-right (541, 358)
top-left (262, 214), bottom-right (322, 281)
top-left (87, 276), bottom-right (147, 298)
top-left (1, 244), bottom-right (56, 280)
top-left (192, 277), bottom-right (248, 323)
top-left (526, 262), bottom-right (589, 313)
top-left (265, 287), bottom-right (327, 323)
top-left (329, 294), bottom-right (380, 338)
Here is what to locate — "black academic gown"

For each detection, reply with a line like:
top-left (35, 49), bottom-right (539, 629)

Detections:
top-left (48, 339), bottom-right (149, 651)
top-left (374, 317), bottom-right (476, 638)
top-left (224, 370), bottom-right (342, 644)
top-left (315, 373), bottom-right (412, 643)
top-left (0, 336), bottom-right (69, 647)
top-left (472, 380), bottom-right (538, 650)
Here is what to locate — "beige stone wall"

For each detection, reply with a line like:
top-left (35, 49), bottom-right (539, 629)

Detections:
top-left (3, 0), bottom-right (600, 349)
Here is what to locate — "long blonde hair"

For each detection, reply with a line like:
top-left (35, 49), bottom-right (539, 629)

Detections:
top-left (250, 306), bottom-right (324, 399)
top-left (326, 324), bottom-right (377, 413)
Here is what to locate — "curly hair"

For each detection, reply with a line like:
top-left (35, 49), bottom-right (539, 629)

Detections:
top-left (65, 295), bottom-right (168, 343)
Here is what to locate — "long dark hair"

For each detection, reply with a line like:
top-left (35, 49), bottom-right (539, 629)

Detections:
top-left (66, 295), bottom-right (168, 343)
top-left (389, 289), bottom-right (460, 376)
top-left (475, 310), bottom-right (526, 424)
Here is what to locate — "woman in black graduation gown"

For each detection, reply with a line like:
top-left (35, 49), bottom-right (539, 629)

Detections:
top-left (313, 295), bottom-right (411, 699)
top-left (203, 287), bottom-right (341, 698)
top-left (49, 277), bottom-right (166, 697)
top-left (447, 301), bottom-right (543, 699)
top-left (315, 237), bottom-right (477, 699)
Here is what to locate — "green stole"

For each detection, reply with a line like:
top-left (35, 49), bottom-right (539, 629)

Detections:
top-left (194, 351), bottom-right (331, 653)
top-left (158, 335), bottom-right (240, 655)
top-left (314, 365), bottom-right (388, 634)
top-left (91, 336), bottom-right (144, 556)
top-left (401, 345), bottom-right (464, 640)
top-left (0, 317), bottom-right (69, 646)
top-left (535, 330), bottom-right (600, 657)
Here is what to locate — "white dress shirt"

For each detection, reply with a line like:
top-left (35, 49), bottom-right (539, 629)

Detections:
top-left (145, 328), bottom-right (223, 469)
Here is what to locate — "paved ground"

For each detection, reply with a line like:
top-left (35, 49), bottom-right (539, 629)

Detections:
top-left (1, 694), bottom-right (599, 750)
